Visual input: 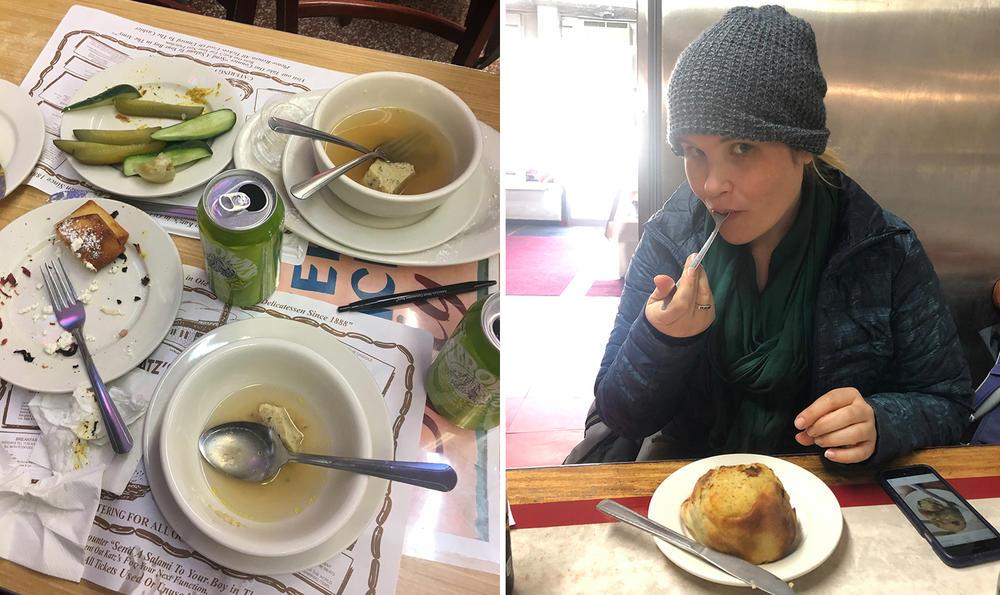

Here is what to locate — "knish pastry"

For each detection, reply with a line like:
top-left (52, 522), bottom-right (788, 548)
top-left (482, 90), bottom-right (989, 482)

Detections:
top-left (55, 200), bottom-right (128, 271)
top-left (680, 463), bottom-right (798, 564)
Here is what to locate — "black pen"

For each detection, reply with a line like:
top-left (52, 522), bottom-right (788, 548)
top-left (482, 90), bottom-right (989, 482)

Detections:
top-left (337, 280), bottom-right (497, 313)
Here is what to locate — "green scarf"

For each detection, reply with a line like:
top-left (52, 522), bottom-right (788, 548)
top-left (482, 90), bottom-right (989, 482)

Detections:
top-left (701, 172), bottom-right (839, 454)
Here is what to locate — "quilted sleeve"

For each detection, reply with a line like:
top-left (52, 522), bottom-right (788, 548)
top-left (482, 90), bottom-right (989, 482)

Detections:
top-left (863, 233), bottom-right (973, 466)
top-left (593, 223), bottom-right (707, 439)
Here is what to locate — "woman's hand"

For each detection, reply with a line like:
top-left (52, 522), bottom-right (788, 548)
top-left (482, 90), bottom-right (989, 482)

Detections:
top-left (794, 387), bottom-right (877, 463)
top-left (643, 254), bottom-right (716, 338)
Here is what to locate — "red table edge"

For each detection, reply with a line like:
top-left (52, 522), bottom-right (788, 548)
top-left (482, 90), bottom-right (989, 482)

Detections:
top-left (509, 475), bottom-right (1000, 530)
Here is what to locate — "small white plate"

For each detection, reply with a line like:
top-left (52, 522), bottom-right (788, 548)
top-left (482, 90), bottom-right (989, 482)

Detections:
top-left (59, 56), bottom-right (244, 198)
top-left (0, 79), bottom-right (45, 198)
top-left (647, 453), bottom-right (843, 587)
top-left (233, 92), bottom-right (499, 266)
top-left (0, 198), bottom-right (183, 393)
top-left (283, 134), bottom-right (477, 255)
top-left (143, 317), bottom-right (392, 574)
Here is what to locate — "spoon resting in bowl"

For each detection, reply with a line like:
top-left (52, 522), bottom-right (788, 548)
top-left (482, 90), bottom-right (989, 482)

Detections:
top-left (199, 421), bottom-right (457, 492)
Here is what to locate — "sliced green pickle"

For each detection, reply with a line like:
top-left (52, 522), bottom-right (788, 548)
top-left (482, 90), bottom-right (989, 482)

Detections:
top-left (113, 97), bottom-right (205, 120)
top-left (63, 84), bottom-right (140, 112)
top-left (122, 140), bottom-right (214, 176)
top-left (73, 127), bottom-right (162, 145)
top-left (53, 140), bottom-right (167, 165)
top-left (150, 109), bottom-right (237, 142)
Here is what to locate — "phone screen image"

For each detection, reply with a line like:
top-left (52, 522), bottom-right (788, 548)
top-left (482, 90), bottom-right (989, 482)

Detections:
top-left (886, 474), bottom-right (999, 548)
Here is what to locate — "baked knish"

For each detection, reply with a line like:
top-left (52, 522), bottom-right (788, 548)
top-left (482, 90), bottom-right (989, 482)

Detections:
top-left (680, 463), bottom-right (798, 564)
top-left (55, 200), bottom-right (128, 271)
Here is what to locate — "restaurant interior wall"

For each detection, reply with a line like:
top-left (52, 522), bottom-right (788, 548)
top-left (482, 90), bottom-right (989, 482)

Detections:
top-left (643, 0), bottom-right (1000, 386)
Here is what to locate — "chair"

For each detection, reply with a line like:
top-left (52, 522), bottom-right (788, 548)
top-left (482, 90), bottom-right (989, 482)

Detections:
top-left (968, 279), bottom-right (1000, 443)
top-left (275, 0), bottom-right (500, 68)
top-left (134, 0), bottom-right (259, 25)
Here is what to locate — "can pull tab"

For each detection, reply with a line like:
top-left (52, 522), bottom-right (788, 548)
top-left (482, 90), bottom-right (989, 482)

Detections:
top-left (219, 192), bottom-right (252, 213)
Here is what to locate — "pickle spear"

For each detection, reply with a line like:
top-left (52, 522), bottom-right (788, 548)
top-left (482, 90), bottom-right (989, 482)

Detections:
top-left (53, 140), bottom-right (167, 165)
top-left (73, 127), bottom-right (162, 145)
top-left (63, 85), bottom-right (140, 111)
top-left (151, 109), bottom-right (237, 141)
top-left (113, 97), bottom-right (205, 120)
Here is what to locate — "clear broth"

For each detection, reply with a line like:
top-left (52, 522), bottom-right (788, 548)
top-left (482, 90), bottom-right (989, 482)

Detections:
top-left (325, 107), bottom-right (455, 195)
top-left (201, 384), bottom-right (329, 522)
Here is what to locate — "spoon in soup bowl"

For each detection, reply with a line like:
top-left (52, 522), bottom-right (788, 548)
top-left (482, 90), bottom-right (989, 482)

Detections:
top-left (199, 421), bottom-right (458, 492)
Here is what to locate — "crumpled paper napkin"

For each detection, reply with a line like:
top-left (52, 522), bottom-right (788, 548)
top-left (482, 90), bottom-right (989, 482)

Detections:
top-left (0, 445), bottom-right (103, 582)
top-left (28, 366), bottom-right (154, 494)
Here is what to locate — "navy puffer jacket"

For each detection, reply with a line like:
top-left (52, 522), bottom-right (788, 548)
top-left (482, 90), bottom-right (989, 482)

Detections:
top-left (594, 171), bottom-right (973, 466)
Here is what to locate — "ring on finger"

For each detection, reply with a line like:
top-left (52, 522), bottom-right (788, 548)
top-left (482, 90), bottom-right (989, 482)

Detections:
top-left (696, 303), bottom-right (712, 310)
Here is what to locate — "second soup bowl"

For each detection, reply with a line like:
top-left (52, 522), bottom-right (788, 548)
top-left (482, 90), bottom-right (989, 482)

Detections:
top-left (159, 336), bottom-right (375, 557)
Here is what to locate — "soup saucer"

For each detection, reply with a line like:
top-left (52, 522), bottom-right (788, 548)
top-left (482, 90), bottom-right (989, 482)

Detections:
top-left (283, 133), bottom-right (480, 255)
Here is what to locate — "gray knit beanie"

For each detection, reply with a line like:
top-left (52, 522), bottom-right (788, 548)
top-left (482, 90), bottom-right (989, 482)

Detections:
top-left (666, 5), bottom-right (829, 156)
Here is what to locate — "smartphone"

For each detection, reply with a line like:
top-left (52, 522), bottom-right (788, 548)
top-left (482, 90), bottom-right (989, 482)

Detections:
top-left (879, 464), bottom-right (1000, 567)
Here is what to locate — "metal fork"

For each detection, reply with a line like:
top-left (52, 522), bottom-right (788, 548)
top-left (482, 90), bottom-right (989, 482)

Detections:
top-left (268, 116), bottom-right (425, 162)
top-left (42, 259), bottom-right (133, 454)
top-left (273, 117), bottom-right (426, 200)
top-left (659, 211), bottom-right (730, 310)
top-left (290, 131), bottom-right (426, 201)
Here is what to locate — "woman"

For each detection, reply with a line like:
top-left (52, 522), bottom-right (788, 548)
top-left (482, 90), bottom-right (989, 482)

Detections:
top-left (572, 5), bottom-right (972, 466)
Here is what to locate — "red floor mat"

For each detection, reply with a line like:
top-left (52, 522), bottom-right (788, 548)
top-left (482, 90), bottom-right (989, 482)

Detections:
top-left (586, 278), bottom-right (624, 297)
top-left (506, 235), bottom-right (578, 296)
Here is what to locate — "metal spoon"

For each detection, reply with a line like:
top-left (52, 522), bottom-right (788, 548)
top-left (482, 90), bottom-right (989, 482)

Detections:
top-left (199, 421), bottom-right (457, 492)
top-left (268, 116), bottom-right (373, 155)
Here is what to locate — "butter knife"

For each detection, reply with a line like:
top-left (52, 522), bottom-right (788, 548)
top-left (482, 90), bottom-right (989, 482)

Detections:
top-left (597, 499), bottom-right (795, 594)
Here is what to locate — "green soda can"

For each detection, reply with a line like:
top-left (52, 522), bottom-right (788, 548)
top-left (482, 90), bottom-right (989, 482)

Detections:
top-left (426, 292), bottom-right (500, 430)
top-left (197, 169), bottom-right (284, 307)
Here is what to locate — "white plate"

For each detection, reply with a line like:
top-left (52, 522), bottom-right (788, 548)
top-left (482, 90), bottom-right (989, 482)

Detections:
top-left (59, 56), bottom-right (244, 198)
top-left (0, 198), bottom-right (183, 393)
top-left (647, 453), bottom-right (843, 587)
top-left (0, 79), bottom-right (45, 198)
top-left (232, 92), bottom-right (499, 265)
top-left (143, 317), bottom-right (392, 574)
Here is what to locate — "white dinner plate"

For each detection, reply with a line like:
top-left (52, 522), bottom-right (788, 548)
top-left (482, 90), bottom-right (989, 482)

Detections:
top-left (647, 453), bottom-right (843, 587)
top-left (0, 79), bottom-right (45, 198)
top-left (233, 92), bottom-right (499, 265)
top-left (143, 317), bottom-right (392, 574)
top-left (59, 56), bottom-right (244, 198)
top-left (0, 198), bottom-right (182, 393)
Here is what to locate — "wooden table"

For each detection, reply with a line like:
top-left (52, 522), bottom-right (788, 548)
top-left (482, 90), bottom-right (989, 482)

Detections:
top-left (0, 0), bottom-right (499, 593)
top-left (507, 445), bottom-right (1000, 593)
